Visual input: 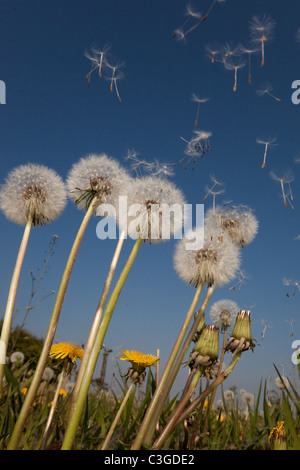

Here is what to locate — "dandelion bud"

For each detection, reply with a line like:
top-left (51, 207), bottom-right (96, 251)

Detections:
top-left (188, 325), bottom-right (219, 369)
top-left (225, 310), bottom-right (256, 356)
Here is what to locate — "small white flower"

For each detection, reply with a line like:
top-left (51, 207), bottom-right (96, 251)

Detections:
top-left (173, 223), bottom-right (240, 288)
top-left (118, 176), bottom-right (186, 243)
top-left (224, 389), bottom-right (235, 401)
top-left (10, 351), bottom-right (25, 364)
top-left (0, 164), bottom-right (67, 226)
top-left (209, 299), bottom-right (239, 330)
top-left (66, 153), bottom-right (132, 212)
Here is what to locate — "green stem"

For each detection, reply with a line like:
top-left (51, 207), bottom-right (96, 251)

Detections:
top-left (101, 382), bottom-right (135, 450)
top-left (7, 202), bottom-right (95, 450)
top-left (68, 230), bottom-right (126, 421)
top-left (135, 284), bottom-right (214, 449)
top-left (0, 217), bottom-right (32, 392)
top-left (61, 237), bottom-right (143, 450)
top-left (152, 367), bottom-right (203, 450)
top-left (131, 282), bottom-right (204, 450)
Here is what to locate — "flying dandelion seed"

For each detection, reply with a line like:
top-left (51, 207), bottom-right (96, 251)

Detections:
top-left (229, 270), bottom-right (249, 291)
top-left (205, 44), bottom-right (221, 63)
top-left (261, 319), bottom-right (272, 341)
top-left (225, 59), bottom-right (246, 92)
top-left (257, 83), bottom-right (281, 102)
top-left (85, 45), bottom-right (110, 86)
top-left (269, 169), bottom-right (294, 209)
top-left (285, 318), bottom-right (295, 337)
top-left (203, 175), bottom-right (225, 214)
top-left (256, 137), bottom-right (277, 168)
top-left (249, 14), bottom-right (275, 67)
top-left (173, 3), bottom-right (202, 40)
top-left (126, 150), bottom-right (175, 179)
top-left (177, 130), bottom-right (212, 170)
top-left (239, 44), bottom-right (259, 85)
top-left (105, 62), bottom-right (125, 102)
top-left (191, 93), bottom-right (209, 127)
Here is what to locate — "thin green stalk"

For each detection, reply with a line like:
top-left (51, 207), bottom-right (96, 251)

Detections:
top-left (61, 237), bottom-right (143, 450)
top-left (101, 382), bottom-right (135, 450)
top-left (134, 284), bottom-right (214, 449)
top-left (152, 367), bottom-right (203, 450)
top-left (68, 230), bottom-right (126, 420)
top-left (0, 217), bottom-right (32, 392)
top-left (7, 201), bottom-right (96, 450)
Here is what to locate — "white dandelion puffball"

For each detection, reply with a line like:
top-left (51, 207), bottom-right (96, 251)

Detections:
top-left (209, 299), bottom-right (239, 330)
top-left (118, 176), bottom-right (186, 243)
top-left (66, 153), bottom-right (132, 212)
top-left (173, 225), bottom-right (240, 288)
top-left (206, 205), bottom-right (259, 247)
top-left (0, 163), bottom-right (67, 226)
top-left (275, 376), bottom-right (289, 390)
top-left (10, 351), bottom-right (25, 364)
top-left (224, 389), bottom-right (235, 401)
top-left (42, 367), bottom-right (55, 382)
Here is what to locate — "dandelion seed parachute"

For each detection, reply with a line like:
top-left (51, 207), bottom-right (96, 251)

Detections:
top-left (0, 163), bottom-right (67, 226)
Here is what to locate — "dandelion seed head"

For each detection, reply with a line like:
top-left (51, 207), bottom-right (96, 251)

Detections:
top-left (119, 176), bottom-right (186, 243)
top-left (10, 351), bottom-right (25, 364)
top-left (206, 204), bottom-right (259, 247)
top-left (66, 153), bottom-right (132, 212)
top-left (173, 223), bottom-right (240, 288)
top-left (275, 376), bottom-right (289, 390)
top-left (209, 299), bottom-right (239, 330)
top-left (0, 163), bottom-right (67, 226)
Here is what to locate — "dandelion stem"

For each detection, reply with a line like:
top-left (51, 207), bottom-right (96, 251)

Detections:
top-left (7, 201), bottom-right (96, 450)
top-left (61, 236), bottom-right (143, 450)
top-left (67, 230), bottom-right (126, 420)
top-left (132, 282), bottom-right (209, 450)
top-left (0, 217), bottom-right (32, 392)
top-left (101, 382), bottom-right (136, 450)
top-left (152, 367), bottom-right (203, 450)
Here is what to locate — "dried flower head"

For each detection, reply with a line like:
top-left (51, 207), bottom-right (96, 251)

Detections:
top-left (173, 224), bottom-right (240, 288)
top-left (118, 176), bottom-right (186, 243)
top-left (225, 310), bottom-right (256, 356)
top-left (10, 351), bottom-right (25, 364)
top-left (50, 342), bottom-right (84, 363)
top-left (0, 164), bottom-right (67, 226)
top-left (188, 324), bottom-right (219, 369)
top-left (209, 299), bottom-right (239, 330)
top-left (66, 153), bottom-right (132, 212)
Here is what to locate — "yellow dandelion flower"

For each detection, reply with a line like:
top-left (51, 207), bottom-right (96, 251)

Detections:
top-left (119, 350), bottom-right (159, 368)
top-left (49, 342), bottom-right (84, 363)
top-left (20, 387), bottom-right (27, 395)
top-left (59, 388), bottom-right (67, 397)
top-left (268, 420), bottom-right (286, 450)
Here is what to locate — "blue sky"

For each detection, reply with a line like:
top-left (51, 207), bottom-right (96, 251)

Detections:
top-left (0, 0), bottom-right (300, 399)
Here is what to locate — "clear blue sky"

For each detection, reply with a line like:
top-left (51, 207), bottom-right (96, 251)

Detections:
top-left (0, 0), bottom-right (299, 399)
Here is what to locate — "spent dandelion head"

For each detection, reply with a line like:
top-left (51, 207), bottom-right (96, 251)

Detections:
top-left (0, 164), bottom-right (67, 226)
top-left (209, 299), bottom-right (239, 331)
top-left (119, 349), bottom-right (159, 383)
top-left (50, 342), bottom-right (84, 363)
top-left (188, 324), bottom-right (220, 369)
top-left (249, 14), bottom-right (275, 67)
top-left (225, 310), bottom-right (256, 356)
top-left (66, 153), bottom-right (132, 212)
top-left (118, 175), bottom-right (186, 243)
